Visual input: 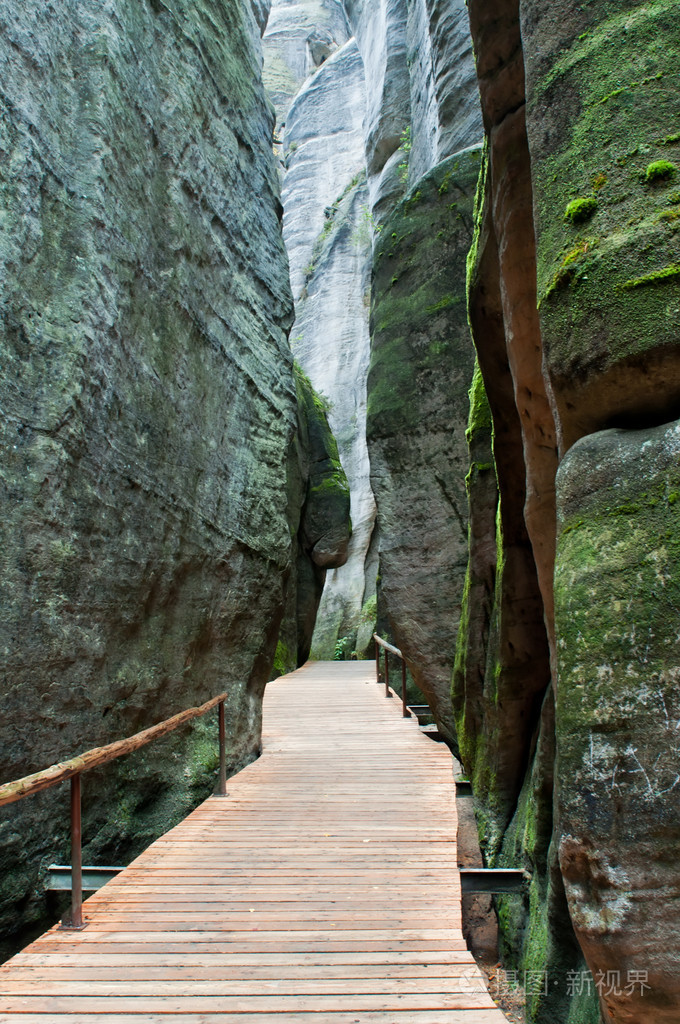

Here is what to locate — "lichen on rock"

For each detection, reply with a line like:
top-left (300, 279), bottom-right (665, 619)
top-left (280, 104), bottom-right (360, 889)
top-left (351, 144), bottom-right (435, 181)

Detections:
top-left (555, 420), bottom-right (680, 1023)
top-left (0, 0), bottom-right (295, 949)
top-left (368, 146), bottom-right (481, 746)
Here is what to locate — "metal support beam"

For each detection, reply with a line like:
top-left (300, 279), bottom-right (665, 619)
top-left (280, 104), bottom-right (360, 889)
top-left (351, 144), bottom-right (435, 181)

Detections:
top-left (48, 865), bottom-right (124, 892)
top-left (460, 868), bottom-right (529, 894)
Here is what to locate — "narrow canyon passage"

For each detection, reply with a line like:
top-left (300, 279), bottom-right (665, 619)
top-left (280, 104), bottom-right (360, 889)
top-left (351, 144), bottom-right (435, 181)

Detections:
top-left (1, 1), bottom-right (678, 1021)
top-left (0, 663), bottom-right (505, 1023)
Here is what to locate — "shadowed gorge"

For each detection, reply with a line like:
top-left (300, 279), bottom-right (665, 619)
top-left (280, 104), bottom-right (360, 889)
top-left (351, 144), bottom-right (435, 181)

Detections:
top-left (1, 0), bottom-right (679, 1021)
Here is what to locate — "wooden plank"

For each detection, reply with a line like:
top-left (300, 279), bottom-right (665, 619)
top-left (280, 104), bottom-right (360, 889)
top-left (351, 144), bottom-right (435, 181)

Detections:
top-left (0, 964), bottom-right (481, 981)
top-left (1, 662), bottom-right (506, 1022)
top-left (0, 994), bottom-right (498, 1011)
top-left (0, 1014), bottom-right (509, 1024)
top-left (0, 978), bottom-right (492, 996)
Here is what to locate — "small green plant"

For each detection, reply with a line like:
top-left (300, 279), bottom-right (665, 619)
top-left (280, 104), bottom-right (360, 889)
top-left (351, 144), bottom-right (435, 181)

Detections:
top-left (564, 196), bottom-right (598, 224)
top-left (333, 635), bottom-right (353, 661)
top-left (351, 203), bottom-right (382, 247)
top-left (645, 160), bottom-right (677, 183)
top-left (397, 126), bottom-right (411, 185)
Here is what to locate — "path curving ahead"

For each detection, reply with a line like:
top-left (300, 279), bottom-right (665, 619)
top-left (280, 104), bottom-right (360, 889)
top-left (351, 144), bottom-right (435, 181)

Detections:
top-left (0, 661), bottom-right (507, 1022)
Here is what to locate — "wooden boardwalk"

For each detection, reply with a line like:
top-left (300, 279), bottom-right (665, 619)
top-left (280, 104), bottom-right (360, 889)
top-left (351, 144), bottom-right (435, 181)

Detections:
top-left (0, 661), bottom-right (506, 1022)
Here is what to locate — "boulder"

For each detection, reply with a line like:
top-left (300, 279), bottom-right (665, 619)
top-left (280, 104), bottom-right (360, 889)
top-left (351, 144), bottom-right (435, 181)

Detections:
top-left (555, 421), bottom-right (680, 1024)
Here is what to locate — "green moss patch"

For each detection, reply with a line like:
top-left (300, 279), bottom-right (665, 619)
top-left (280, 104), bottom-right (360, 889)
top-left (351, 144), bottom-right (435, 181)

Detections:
top-left (529, 0), bottom-right (680, 382)
top-left (645, 159), bottom-right (677, 182)
top-left (564, 197), bottom-right (598, 224)
top-left (621, 262), bottom-right (680, 289)
top-left (367, 149), bottom-right (480, 438)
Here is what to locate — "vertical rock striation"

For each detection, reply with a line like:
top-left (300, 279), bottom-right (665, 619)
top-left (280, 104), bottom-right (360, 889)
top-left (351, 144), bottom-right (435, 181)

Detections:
top-left (460, 0), bottom-right (680, 1020)
top-left (368, 149), bottom-right (481, 744)
top-left (0, 0), bottom-right (299, 948)
top-left (264, 20), bottom-right (377, 660)
top-left (352, 0), bottom-right (484, 736)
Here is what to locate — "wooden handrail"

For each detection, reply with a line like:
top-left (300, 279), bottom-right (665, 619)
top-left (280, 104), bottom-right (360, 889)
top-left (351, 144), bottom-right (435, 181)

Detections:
top-left (0, 691), bottom-right (228, 808)
top-left (372, 633), bottom-right (403, 659)
top-left (0, 688), bottom-right (229, 930)
top-left (373, 634), bottom-right (409, 717)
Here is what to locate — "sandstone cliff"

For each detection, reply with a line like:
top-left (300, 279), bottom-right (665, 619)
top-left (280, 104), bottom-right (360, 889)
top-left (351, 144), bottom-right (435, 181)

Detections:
top-left (263, 14), bottom-right (377, 661)
top-left (368, 149), bottom-right (481, 744)
top-left (0, 0), bottom-right (353, 954)
top-left (455, 1), bottom-right (680, 1021)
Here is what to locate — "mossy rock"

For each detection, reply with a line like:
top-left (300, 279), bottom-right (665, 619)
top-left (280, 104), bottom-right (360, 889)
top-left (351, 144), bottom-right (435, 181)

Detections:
top-left (554, 420), bottom-right (680, 1019)
top-left (367, 146), bottom-right (482, 439)
top-left (524, 0), bottom-right (680, 444)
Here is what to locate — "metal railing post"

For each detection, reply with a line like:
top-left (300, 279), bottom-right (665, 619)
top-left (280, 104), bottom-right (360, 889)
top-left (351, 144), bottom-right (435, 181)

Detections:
top-left (218, 700), bottom-right (227, 797)
top-left (375, 638), bottom-right (380, 684)
top-left (401, 659), bottom-right (408, 717)
top-left (68, 774), bottom-right (84, 929)
top-left (384, 649), bottom-right (391, 697)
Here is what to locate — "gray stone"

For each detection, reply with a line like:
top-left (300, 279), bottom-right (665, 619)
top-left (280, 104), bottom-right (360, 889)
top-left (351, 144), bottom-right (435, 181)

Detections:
top-left (0, 0), bottom-right (294, 945)
top-left (280, 38), bottom-right (377, 659)
top-left (367, 148), bottom-right (481, 744)
top-left (555, 420), bottom-right (680, 1024)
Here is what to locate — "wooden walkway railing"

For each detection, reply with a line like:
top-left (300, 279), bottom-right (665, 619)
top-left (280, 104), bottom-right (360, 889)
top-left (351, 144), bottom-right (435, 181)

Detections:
top-left (0, 661), bottom-right (507, 1022)
top-left (0, 692), bottom-right (229, 930)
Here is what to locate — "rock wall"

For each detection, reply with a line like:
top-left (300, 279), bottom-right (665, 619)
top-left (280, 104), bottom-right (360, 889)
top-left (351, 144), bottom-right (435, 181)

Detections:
top-left (263, 17), bottom-right (377, 660)
top-left (262, 0), bottom-right (350, 126)
top-left (458, 1), bottom-right (680, 1021)
top-left (368, 148), bottom-right (480, 744)
top-left (556, 422), bottom-right (680, 1024)
top-left (357, 0), bottom-right (484, 736)
top-left (276, 365), bottom-right (352, 674)
top-left (0, 0), bottom-right (312, 952)
top-left (261, 1), bottom-right (680, 1018)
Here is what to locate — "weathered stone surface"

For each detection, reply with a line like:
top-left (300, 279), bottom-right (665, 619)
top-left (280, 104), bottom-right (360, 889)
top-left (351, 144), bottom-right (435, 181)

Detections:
top-left (522, 0), bottom-right (680, 454)
top-left (276, 366), bottom-right (352, 673)
top-left (407, 0), bottom-right (482, 180)
top-left (367, 148), bottom-right (480, 744)
top-left (463, 141), bottom-right (552, 856)
top-left (344, 0), bottom-right (411, 220)
top-left (281, 40), bottom-right (367, 299)
top-left (425, 0), bottom-right (482, 162)
top-left (461, 7), bottom-right (593, 1020)
top-left (452, 365), bottom-right (498, 791)
top-left (262, 0), bottom-right (351, 125)
top-left (555, 421), bottom-right (680, 1024)
top-left (279, 38), bottom-right (377, 659)
top-left (346, 0), bottom-right (482, 218)
top-left (0, 0), bottom-right (294, 946)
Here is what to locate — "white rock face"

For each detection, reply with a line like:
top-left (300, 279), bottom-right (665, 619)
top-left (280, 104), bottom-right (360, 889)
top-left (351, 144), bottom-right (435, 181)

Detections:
top-left (425, 0), bottom-right (482, 161)
top-left (344, 0), bottom-right (410, 221)
top-left (344, 0), bottom-right (482, 217)
top-left (406, 0), bottom-right (439, 183)
top-left (261, 0), bottom-right (483, 663)
top-left (281, 39), bottom-right (376, 657)
top-left (282, 41), bottom-right (367, 299)
top-left (263, 0), bottom-right (351, 123)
